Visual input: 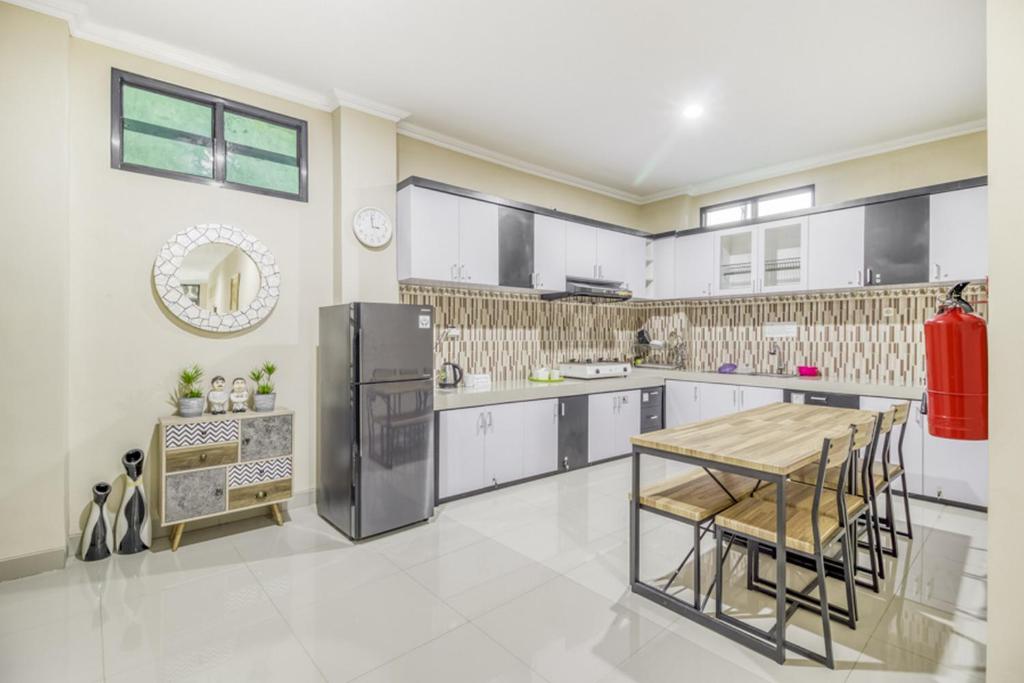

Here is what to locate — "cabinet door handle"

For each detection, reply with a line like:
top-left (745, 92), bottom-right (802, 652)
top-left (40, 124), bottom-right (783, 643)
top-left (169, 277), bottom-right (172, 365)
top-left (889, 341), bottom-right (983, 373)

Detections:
top-left (693, 386), bottom-right (698, 400)
top-left (560, 402), bottom-right (566, 417)
top-left (451, 264), bottom-right (458, 280)
top-left (553, 404), bottom-right (558, 423)
top-left (857, 269), bottom-right (863, 286)
top-left (487, 411), bottom-right (493, 429)
top-left (934, 263), bottom-right (941, 281)
top-left (732, 389), bottom-right (737, 407)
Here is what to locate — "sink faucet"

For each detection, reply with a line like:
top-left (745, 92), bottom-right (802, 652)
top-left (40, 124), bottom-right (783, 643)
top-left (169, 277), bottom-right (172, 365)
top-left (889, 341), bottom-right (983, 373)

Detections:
top-left (768, 343), bottom-right (785, 374)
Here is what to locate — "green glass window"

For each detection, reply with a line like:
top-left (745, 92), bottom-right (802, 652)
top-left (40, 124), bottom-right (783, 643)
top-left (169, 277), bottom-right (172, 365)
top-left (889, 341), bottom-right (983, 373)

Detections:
top-left (121, 85), bottom-right (214, 177)
top-left (112, 69), bottom-right (308, 201)
top-left (224, 112), bottom-right (300, 195)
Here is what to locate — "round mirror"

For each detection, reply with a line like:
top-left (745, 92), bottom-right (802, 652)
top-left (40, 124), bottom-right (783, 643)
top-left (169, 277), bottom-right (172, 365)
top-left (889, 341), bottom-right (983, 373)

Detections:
top-left (153, 224), bottom-right (280, 333)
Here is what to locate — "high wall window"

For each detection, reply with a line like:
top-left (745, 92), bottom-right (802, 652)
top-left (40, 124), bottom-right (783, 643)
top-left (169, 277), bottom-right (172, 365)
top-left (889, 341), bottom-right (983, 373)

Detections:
top-left (111, 69), bottom-right (308, 202)
top-left (700, 185), bottom-right (814, 227)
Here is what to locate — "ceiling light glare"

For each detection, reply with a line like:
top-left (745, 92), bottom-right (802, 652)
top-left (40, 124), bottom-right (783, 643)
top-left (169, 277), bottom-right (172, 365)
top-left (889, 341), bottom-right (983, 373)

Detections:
top-left (681, 104), bottom-right (704, 120)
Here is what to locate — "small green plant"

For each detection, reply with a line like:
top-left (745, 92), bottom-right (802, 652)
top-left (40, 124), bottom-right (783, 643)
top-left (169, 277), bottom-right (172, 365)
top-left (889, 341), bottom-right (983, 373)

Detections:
top-left (249, 360), bottom-right (277, 395)
top-left (170, 364), bottom-right (204, 405)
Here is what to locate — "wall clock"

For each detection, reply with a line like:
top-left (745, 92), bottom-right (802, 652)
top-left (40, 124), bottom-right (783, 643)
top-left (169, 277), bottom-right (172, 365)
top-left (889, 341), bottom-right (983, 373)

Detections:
top-left (352, 207), bottom-right (393, 248)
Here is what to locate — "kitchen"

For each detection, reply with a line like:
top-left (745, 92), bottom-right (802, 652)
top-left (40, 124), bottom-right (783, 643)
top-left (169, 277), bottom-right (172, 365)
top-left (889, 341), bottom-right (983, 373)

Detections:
top-left (1, 1), bottom-right (1016, 681)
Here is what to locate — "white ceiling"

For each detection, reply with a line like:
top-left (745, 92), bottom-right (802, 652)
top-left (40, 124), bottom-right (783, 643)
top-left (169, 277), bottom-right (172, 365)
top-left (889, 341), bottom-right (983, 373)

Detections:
top-left (40, 0), bottom-right (985, 201)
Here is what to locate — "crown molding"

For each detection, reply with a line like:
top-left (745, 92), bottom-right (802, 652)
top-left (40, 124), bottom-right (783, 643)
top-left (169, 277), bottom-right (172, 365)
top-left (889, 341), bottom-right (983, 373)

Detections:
top-left (6, 0), bottom-right (336, 112)
top-left (333, 89), bottom-right (410, 122)
top-left (640, 118), bottom-right (988, 203)
top-left (397, 122), bottom-right (647, 204)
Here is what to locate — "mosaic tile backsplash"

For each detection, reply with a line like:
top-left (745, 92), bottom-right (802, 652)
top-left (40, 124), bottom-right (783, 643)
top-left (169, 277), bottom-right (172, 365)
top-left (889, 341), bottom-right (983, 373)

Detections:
top-left (399, 283), bottom-right (988, 387)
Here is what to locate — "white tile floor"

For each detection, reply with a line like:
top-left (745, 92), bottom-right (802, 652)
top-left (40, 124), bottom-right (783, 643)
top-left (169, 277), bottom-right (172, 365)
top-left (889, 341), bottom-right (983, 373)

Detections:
top-left (0, 458), bottom-right (988, 682)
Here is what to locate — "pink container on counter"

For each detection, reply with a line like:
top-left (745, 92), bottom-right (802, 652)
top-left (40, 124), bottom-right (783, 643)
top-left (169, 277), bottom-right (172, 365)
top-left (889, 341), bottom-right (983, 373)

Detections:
top-left (797, 366), bottom-right (820, 377)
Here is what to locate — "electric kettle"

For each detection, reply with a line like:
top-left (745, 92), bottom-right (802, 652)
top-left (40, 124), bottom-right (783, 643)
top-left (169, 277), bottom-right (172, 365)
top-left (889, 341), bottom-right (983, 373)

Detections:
top-left (438, 361), bottom-right (463, 388)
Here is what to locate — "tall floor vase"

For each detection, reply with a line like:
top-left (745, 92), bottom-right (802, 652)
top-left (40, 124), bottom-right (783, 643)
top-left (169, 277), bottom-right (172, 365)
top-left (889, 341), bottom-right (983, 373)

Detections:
top-left (79, 483), bottom-right (112, 561)
top-left (115, 449), bottom-right (151, 554)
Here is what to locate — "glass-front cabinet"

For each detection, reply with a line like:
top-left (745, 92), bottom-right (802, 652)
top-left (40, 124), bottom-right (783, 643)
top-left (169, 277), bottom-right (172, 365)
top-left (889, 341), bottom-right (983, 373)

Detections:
top-left (713, 226), bottom-right (756, 295)
top-left (757, 216), bottom-right (809, 293)
top-left (712, 218), bottom-right (809, 295)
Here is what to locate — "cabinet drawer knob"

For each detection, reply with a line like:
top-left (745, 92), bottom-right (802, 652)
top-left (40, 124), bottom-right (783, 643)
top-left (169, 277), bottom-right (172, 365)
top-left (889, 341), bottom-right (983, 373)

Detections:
top-left (256, 490), bottom-right (268, 500)
top-left (215, 487), bottom-right (223, 497)
top-left (242, 437), bottom-right (251, 446)
top-left (199, 452), bottom-right (208, 462)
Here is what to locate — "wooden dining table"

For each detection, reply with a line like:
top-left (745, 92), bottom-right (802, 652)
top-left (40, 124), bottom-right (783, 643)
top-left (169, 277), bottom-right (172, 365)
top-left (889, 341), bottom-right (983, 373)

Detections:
top-left (628, 402), bottom-right (878, 665)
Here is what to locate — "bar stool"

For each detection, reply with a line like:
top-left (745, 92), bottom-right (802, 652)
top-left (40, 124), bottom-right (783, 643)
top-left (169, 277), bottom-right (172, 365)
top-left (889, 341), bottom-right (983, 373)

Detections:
top-left (635, 469), bottom-right (760, 609)
top-left (714, 427), bottom-right (859, 669)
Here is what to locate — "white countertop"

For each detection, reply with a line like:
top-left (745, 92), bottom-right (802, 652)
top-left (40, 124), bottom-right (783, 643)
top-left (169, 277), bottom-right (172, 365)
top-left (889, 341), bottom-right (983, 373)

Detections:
top-left (433, 367), bottom-right (923, 411)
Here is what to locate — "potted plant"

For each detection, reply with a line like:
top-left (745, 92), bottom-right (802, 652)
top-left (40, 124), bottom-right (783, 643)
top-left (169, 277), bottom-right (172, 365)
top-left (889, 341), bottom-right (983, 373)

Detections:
top-left (174, 364), bottom-right (205, 417)
top-left (250, 361), bottom-right (277, 412)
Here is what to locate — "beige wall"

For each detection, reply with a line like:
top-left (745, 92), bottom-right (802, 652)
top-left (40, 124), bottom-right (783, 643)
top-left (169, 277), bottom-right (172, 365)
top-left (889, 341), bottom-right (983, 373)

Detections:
top-left (66, 39), bottom-right (334, 532)
top-left (335, 108), bottom-right (400, 304)
top-left (398, 134), bottom-right (644, 229)
top-left (0, 4), bottom-right (70, 571)
top-left (653, 131), bottom-right (988, 229)
top-left (985, 0), bottom-right (1023, 677)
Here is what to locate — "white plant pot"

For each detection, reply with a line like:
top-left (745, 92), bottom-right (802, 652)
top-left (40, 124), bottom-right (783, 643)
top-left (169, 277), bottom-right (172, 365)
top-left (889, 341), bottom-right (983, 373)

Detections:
top-left (178, 397), bottom-right (205, 418)
top-left (253, 393), bottom-right (276, 412)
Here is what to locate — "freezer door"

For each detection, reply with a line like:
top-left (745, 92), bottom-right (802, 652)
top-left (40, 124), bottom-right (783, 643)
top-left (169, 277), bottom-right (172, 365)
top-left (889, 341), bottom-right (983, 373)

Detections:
top-left (357, 303), bottom-right (434, 382)
top-left (356, 379), bottom-right (434, 537)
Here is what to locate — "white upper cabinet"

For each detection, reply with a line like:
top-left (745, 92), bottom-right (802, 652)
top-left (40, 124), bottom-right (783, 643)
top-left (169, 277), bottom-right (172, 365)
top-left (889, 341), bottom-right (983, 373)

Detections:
top-left (713, 226), bottom-right (757, 295)
top-left (651, 237), bottom-right (676, 299)
top-left (809, 207), bottom-right (865, 290)
top-left (565, 222), bottom-right (598, 279)
top-left (397, 187), bottom-right (498, 285)
top-left (397, 186), bottom-right (459, 282)
top-left (929, 186), bottom-right (988, 283)
top-left (533, 215), bottom-right (567, 291)
top-left (598, 231), bottom-right (646, 292)
top-left (674, 232), bottom-right (715, 298)
top-left (756, 217), bottom-right (809, 294)
top-left (456, 197), bottom-right (499, 286)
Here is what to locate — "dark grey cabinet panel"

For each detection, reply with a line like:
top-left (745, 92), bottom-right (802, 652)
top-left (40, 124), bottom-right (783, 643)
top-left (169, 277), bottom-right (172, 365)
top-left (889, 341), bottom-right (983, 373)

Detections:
top-left (864, 196), bottom-right (930, 286)
top-left (165, 468), bottom-right (225, 522)
top-left (498, 207), bottom-right (535, 288)
top-left (241, 414), bottom-right (293, 461)
top-left (640, 387), bottom-right (663, 433)
top-left (558, 395), bottom-right (588, 470)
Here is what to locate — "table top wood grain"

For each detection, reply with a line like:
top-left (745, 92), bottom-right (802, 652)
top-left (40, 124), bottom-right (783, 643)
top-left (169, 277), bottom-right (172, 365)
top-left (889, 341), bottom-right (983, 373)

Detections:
top-left (630, 403), bottom-right (879, 475)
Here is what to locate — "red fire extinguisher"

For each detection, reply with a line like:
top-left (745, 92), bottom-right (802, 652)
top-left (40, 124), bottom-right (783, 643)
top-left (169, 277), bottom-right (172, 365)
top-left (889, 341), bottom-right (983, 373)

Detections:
top-left (924, 282), bottom-right (988, 440)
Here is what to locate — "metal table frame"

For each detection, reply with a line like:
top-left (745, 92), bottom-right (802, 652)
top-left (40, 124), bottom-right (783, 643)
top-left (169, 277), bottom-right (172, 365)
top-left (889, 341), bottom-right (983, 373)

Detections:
top-left (629, 444), bottom-right (791, 664)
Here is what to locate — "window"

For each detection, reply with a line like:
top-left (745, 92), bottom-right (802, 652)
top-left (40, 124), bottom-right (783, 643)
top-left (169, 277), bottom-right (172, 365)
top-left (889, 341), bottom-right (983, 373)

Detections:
top-left (111, 69), bottom-right (308, 201)
top-left (700, 185), bottom-right (813, 227)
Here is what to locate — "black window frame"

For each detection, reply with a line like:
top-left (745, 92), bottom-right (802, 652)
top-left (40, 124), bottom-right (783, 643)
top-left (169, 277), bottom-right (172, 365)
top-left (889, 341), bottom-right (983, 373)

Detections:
top-left (110, 68), bottom-right (308, 202)
top-left (700, 185), bottom-right (815, 228)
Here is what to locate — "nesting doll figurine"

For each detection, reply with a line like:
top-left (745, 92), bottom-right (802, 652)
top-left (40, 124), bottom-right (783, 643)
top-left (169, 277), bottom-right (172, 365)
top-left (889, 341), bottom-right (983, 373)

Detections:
top-left (207, 375), bottom-right (229, 415)
top-left (230, 377), bottom-right (249, 413)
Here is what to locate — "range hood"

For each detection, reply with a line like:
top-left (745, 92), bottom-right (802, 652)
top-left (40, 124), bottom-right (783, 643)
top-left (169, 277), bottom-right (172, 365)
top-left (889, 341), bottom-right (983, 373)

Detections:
top-left (540, 276), bottom-right (633, 302)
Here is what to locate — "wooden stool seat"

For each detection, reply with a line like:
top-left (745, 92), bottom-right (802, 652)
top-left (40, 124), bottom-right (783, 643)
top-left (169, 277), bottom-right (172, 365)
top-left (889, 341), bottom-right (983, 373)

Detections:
top-left (715, 497), bottom-right (842, 555)
top-left (871, 462), bottom-right (903, 487)
top-left (637, 469), bottom-right (760, 522)
top-left (752, 482), bottom-right (867, 518)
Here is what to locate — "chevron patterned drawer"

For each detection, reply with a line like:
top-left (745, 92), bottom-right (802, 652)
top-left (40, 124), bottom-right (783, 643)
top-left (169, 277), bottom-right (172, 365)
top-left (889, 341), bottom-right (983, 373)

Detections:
top-left (165, 419), bottom-right (239, 449)
top-left (227, 456), bottom-right (292, 489)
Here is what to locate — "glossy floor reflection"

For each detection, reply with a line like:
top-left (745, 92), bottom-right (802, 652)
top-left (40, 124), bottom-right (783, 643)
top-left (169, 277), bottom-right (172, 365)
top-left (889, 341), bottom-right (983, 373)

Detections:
top-left (0, 458), bottom-right (987, 682)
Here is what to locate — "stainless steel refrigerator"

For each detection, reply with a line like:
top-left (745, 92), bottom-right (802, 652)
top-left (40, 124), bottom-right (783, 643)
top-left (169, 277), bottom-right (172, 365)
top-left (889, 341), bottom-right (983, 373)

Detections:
top-left (318, 302), bottom-right (435, 539)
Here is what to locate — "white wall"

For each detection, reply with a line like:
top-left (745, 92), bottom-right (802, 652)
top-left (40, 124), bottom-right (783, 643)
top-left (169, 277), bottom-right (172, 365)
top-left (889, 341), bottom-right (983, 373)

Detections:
top-left (0, 3), bottom-right (70, 575)
top-left (65, 38), bottom-right (334, 533)
top-left (986, 0), bottom-right (1024, 677)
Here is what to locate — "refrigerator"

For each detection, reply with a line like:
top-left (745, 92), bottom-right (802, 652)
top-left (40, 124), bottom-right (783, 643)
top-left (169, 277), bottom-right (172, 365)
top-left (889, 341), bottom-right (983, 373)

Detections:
top-left (318, 302), bottom-right (435, 540)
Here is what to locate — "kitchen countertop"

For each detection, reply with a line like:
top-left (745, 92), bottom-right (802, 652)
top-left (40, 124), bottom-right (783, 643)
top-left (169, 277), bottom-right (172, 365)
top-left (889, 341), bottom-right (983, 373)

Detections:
top-left (433, 367), bottom-right (924, 411)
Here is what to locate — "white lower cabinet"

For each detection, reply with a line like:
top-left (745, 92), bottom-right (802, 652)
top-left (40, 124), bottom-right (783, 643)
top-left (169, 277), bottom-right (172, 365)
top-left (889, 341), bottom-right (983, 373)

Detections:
top-left (665, 380), bottom-right (784, 426)
top-left (438, 408), bottom-right (487, 499)
top-left (922, 418), bottom-right (988, 507)
top-left (588, 390), bottom-right (641, 463)
top-left (665, 380), bottom-right (702, 427)
top-left (859, 396), bottom-right (924, 495)
top-left (521, 399), bottom-right (559, 478)
top-left (439, 399), bottom-right (559, 499)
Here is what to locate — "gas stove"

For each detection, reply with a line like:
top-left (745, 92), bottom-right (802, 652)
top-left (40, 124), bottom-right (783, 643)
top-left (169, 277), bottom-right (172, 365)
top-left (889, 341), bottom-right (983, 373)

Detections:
top-left (558, 359), bottom-right (632, 379)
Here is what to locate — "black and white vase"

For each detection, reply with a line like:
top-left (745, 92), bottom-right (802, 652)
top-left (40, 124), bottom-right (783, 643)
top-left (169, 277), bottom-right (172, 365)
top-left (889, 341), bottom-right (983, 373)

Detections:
top-left (115, 449), bottom-right (151, 554)
top-left (79, 482), bottom-right (113, 562)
